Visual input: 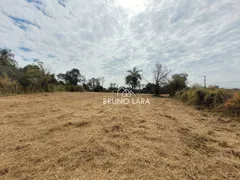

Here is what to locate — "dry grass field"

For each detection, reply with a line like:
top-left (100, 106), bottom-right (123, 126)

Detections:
top-left (0, 92), bottom-right (240, 180)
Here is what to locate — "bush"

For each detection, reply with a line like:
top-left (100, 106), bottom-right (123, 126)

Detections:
top-left (195, 89), bottom-right (207, 105)
top-left (47, 84), bottom-right (66, 92)
top-left (225, 92), bottom-right (240, 115)
top-left (65, 85), bottom-right (85, 92)
top-left (213, 90), bottom-right (226, 106)
top-left (181, 92), bottom-right (189, 102)
top-left (204, 93), bottom-right (215, 108)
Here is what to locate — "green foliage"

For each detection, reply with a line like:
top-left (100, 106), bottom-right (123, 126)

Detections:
top-left (0, 48), bottom-right (66, 94)
top-left (142, 83), bottom-right (155, 94)
top-left (0, 48), bottom-right (108, 94)
top-left (65, 85), bottom-right (85, 92)
top-left (195, 89), bottom-right (207, 105)
top-left (125, 67), bottom-right (142, 90)
top-left (65, 68), bottom-right (82, 85)
top-left (57, 73), bottom-right (66, 83)
top-left (204, 93), bottom-right (215, 108)
top-left (57, 68), bottom-right (85, 86)
top-left (108, 83), bottom-right (118, 92)
top-left (0, 49), bottom-right (19, 80)
top-left (0, 73), bottom-right (18, 93)
top-left (0, 49), bottom-right (16, 67)
top-left (56, 69), bottom-right (88, 92)
top-left (169, 73), bottom-right (188, 96)
top-left (176, 88), bottom-right (227, 106)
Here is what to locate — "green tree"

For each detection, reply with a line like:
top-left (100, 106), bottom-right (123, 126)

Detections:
top-left (172, 73), bottom-right (188, 89)
top-left (19, 65), bottom-right (42, 92)
top-left (0, 49), bottom-right (16, 67)
top-left (125, 67), bottom-right (142, 90)
top-left (108, 83), bottom-right (117, 92)
top-left (34, 60), bottom-right (53, 92)
top-left (57, 73), bottom-right (66, 84)
top-left (169, 73), bottom-right (188, 95)
top-left (143, 83), bottom-right (155, 94)
top-left (65, 68), bottom-right (81, 85)
top-left (57, 68), bottom-right (84, 86)
top-left (0, 49), bottom-right (18, 79)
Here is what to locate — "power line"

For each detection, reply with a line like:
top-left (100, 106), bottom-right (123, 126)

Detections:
top-left (142, 77), bottom-right (151, 84)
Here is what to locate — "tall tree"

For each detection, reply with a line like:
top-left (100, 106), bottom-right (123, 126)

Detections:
top-left (153, 63), bottom-right (171, 96)
top-left (57, 68), bottom-right (84, 86)
top-left (57, 73), bottom-right (66, 83)
top-left (18, 65), bottom-right (42, 92)
top-left (100, 77), bottom-right (105, 87)
top-left (142, 83), bottom-right (155, 94)
top-left (125, 67), bottom-right (142, 90)
top-left (108, 83), bottom-right (117, 92)
top-left (171, 73), bottom-right (188, 89)
top-left (0, 49), bottom-right (16, 67)
top-left (65, 68), bottom-right (81, 85)
top-left (34, 60), bottom-right (53, 92)
top-left (168, 73), bottom-right (188, 95)
top-left (0, 49), bottom-right (18, 79)
top-left (87, 78), bottom-right (103, 91)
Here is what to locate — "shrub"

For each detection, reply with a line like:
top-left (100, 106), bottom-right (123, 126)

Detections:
top-left (225, 92), bottom-right (240, 115)
top-left (65, 85), bottom-right (85, 92)
top-left (0, 74), bottom-right (18, 93)
top-left (195, 89), bottom-right (207, 105)
top-left (213, 90), bottom-right (226, 106)
top-left (204, 93), bottom-right (215, 108)
top-left (175, 90), bottom-right (189, 102)
top-left (203, 90), bottom-right (226, 108)
top-left (181, 92), bottom-right (189, 102)
top-left (175, 90), bottom-right (183, 98)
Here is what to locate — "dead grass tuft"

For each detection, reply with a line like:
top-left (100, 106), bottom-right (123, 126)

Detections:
top-left (64, 121), bottom-right (90, 127)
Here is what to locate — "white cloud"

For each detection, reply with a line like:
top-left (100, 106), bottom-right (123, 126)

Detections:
top-left (0, 0), bottom-right (240, 88)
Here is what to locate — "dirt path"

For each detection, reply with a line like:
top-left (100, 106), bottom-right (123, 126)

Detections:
top-left (0, 92), bottom-right (239, 180)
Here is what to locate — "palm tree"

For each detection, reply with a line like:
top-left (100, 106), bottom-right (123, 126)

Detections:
top-left (125, 67), bottom-right (142, 90)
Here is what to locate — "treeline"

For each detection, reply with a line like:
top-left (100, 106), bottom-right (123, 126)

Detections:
top-left (0, 48), bottom-right (190, 95)
top-left (121, 64), bottom-right (188, 96)
top-left (0, 49), bottom-right (107, 94)
top-left (140, 73), bottom-right (188, 95)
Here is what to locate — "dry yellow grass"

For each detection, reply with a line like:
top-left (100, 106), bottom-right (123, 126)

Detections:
top-left (0, 92), bottom-right (239, 180)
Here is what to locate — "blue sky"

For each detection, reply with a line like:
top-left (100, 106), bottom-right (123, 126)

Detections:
top-left (0, 0), bottom-right (240, 88)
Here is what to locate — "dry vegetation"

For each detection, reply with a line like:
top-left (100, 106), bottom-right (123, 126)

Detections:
top-left (0, 92), bottom-right (240, 180)
top-left (175, 88), bottom-right (240, 116)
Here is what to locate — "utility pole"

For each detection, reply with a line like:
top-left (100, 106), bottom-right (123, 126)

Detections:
top-left (200, 76), bottom-right (207, 88)
top-left (204, 76), bottom-right (206, 88)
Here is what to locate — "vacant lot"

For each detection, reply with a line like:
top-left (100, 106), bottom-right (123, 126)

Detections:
top-left (0, 92), bottom-right (239, 180)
